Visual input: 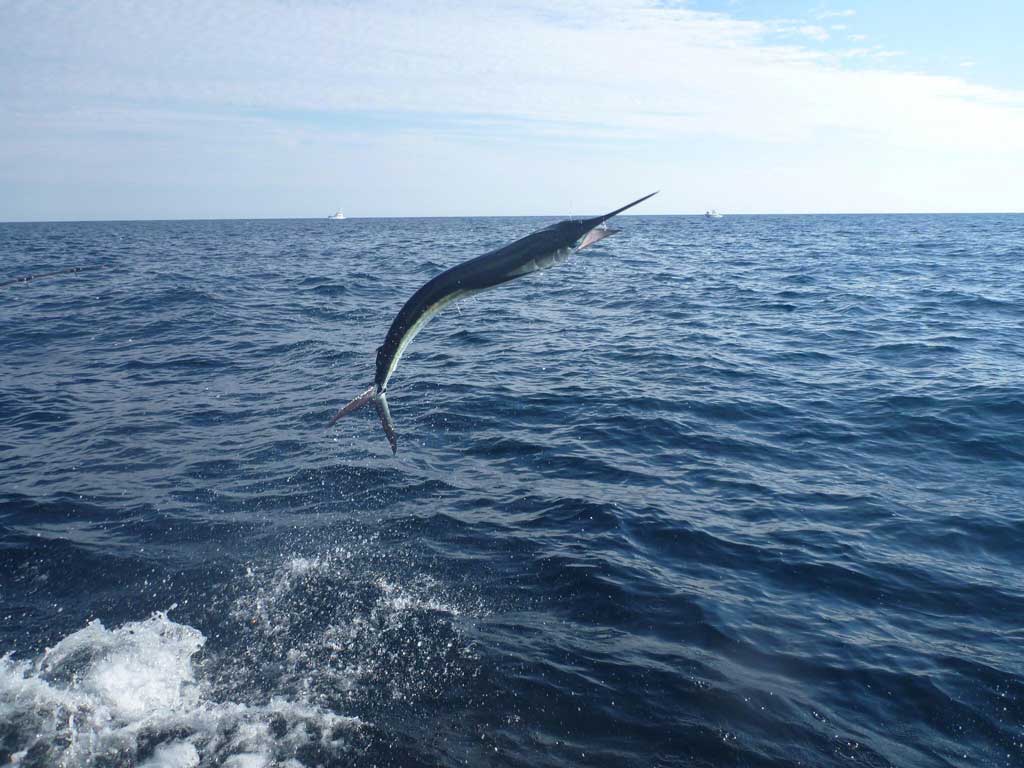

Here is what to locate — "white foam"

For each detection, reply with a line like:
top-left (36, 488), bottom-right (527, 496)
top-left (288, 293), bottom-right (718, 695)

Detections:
top-left (220, 754), bottom-right (269, 768)
top-left (0, 612), bottom-right (360, 767)
top-left (2, 548), bottom-right (480, 766)
top-left (376, 576), bottom-right (462, 615)
top-left (40, 613), bottom-right (204, 718)
top-left (139, 741), bottom-right (200, 768)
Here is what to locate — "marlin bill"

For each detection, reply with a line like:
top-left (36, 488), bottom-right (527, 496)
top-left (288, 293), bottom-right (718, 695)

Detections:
top-left (328, 191), bottom-right (658, 453)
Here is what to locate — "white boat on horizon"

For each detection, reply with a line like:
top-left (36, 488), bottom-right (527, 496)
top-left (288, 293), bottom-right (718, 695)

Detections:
top-left (704, 209), bottom-right (723, 219)
top-left (329, 210), bottom-right (346, 220)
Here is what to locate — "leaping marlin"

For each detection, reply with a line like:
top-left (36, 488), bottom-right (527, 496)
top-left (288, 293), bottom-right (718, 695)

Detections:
top-left (328, 191), bottom-right (658, 453)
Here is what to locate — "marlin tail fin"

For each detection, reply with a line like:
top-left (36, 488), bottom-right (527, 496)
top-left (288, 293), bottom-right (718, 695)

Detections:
top-left (374, 392), bottom-right (398, 454)
top-left (327, 385), bottom-right (398, 454)
top-left (328, 385), bottom-right (376, 427)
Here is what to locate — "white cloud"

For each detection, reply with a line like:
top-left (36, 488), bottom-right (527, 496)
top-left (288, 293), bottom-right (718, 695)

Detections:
top-left (798, 25), bottom-right (831, 42)
top-left (960, 60), bottom-right (976, 68)
top-left (817, 8), bottom-right (857, 19)
top-left (849, 33), bottom-right (869, 41)
top-left (1, 0), bottom-right (1022, 216)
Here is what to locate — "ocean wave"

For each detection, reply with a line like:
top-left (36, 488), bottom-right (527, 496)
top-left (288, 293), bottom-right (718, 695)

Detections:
top-left (4, 214), bottom-right (1024, 767)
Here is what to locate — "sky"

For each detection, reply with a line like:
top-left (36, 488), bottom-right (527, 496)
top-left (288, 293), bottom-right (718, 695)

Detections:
top-left (2, 0), bottom-right (1023, 220)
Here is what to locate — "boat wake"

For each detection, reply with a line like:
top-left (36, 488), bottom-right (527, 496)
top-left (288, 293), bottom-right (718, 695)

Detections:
top-left (0, 549), bottom-right (482, 767)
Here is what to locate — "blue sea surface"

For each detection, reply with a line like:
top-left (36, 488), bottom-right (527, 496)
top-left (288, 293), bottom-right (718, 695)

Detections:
top-left (1, 214), bottom-right (1022, 767)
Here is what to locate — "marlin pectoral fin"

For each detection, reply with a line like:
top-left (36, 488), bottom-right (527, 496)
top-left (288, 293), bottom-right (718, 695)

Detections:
top-left (577, 226), bottom-right (620, 251)
top-left (328, 385), bottom-right (376, 427)
top-left (374, 392), bottom-right (398, 454)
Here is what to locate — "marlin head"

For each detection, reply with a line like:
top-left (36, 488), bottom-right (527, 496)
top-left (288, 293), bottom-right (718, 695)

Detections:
top-left (546, 191), bottom-right (659, 253)
top-left (586, 190), bottom-right (660, 229)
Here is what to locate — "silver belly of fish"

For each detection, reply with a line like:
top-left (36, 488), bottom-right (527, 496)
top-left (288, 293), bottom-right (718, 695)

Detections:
top-left (512, 246), bottom-right (574, 277)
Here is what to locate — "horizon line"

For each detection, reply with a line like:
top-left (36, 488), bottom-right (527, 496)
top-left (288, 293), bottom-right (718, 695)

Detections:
top-left (2, 210), bottom-right (1023, 224)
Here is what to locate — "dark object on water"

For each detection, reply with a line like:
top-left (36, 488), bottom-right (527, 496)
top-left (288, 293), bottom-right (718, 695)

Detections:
top-left (0, 264), bottom-right (107, 289)
top-left (328, 192), bottom-right (658, 453)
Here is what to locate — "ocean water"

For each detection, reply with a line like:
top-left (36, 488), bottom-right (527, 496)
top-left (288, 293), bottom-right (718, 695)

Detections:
top-left (1, 213), bottom-right (1022, 768)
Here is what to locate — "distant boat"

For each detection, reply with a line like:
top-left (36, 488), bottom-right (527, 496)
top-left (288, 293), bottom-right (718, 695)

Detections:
top-left (329, 210), bottom-right (346, 220)
top-left (704, 209), bottom-right (723, 219)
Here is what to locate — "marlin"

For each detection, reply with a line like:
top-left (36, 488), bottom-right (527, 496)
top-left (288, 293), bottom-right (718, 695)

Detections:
top-left (328, 191), bottom-right (658, 453)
